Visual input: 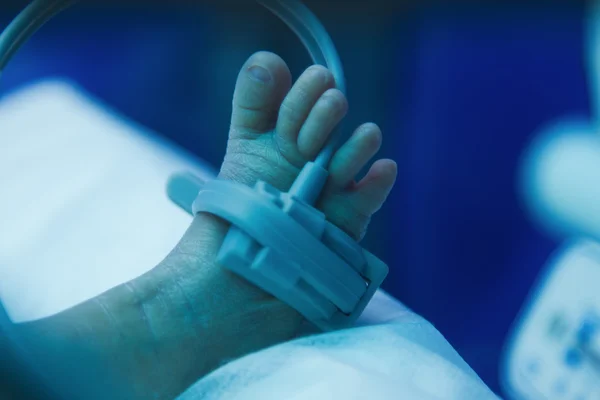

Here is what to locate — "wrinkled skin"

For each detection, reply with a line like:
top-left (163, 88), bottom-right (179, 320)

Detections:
top-left (15, 52), bottom-right (397, 399)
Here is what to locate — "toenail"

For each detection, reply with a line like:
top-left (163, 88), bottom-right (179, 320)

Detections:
top-left (247, 65), bottom-right (272, 83)
top-left (315, 67), bottom-right (333, 82)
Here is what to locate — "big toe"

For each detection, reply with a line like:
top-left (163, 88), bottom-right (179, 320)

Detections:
top-left (230, 51), bottom-right (292, 136)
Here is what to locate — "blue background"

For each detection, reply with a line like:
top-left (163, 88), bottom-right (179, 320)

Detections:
top-left (0, 2), bottom-right (591, 395)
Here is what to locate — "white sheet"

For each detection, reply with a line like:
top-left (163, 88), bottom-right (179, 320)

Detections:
top-left (180, 311), bottom-right (500, 400)
top-left (0, 79), bottom-right (214, 322)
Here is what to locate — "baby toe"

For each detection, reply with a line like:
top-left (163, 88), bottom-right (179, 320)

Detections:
top-left (230, 51), bottom-right (292, 136)
top-left (326, 122), bottom-right (382, 191)
top-left (275, 65), bottom-right (336, 164)
top-left (297, 88), bottom-right (348, 160)
top-left (319, 159), bottom-right (397, 241)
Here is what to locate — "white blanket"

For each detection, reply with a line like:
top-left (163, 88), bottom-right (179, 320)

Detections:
top-left (180, 301), bottom-right (500, 400)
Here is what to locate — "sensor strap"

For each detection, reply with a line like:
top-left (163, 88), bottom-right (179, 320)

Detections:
top-left (192, 178), bottom-right (388, 331)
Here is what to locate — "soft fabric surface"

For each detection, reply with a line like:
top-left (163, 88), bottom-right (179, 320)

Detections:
top-left (0, 79), bottom-right (214, 322)
top-left (180, 306), bottom-right (500, 400)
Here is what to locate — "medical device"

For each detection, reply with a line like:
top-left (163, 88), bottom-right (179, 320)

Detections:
top-left (502, 241), bottom-right (600, 399)
top-left (0, 0), bottom-right (388, 331)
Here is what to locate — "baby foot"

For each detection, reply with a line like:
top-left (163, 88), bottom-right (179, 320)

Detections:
top-left (220, 51), bottom-right (396, 239)
top-left (16, 52), bottom-right (397, 400)
top-left (151, 50), bottom-right (396, 396)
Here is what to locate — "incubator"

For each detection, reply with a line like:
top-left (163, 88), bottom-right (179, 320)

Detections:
top-left (3, 1), bottom-right (599, 399)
